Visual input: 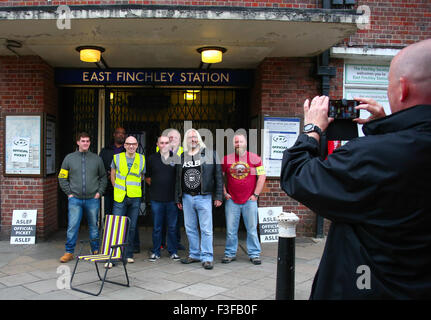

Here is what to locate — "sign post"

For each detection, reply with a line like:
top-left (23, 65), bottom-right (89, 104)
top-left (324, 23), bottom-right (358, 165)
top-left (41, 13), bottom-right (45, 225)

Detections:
top-left (10, 210), bottom-right (37, 244)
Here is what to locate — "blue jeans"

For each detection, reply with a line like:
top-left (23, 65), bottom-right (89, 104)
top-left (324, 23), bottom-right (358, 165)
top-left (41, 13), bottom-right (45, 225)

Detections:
top-left (105, 193), bottom-right (140, 252)
top-left (224, 199), bottom-right (261, 258)
top-left (65, 197), bottom-right (100, 254)
top-left (182, 193), bottom-right (213, 262)
top-left (113, 196), bottom-right (140, 259)
top-left (162, 207), bottom-right (183, 247)
top-left (151, 201), bottom-right (178, 256)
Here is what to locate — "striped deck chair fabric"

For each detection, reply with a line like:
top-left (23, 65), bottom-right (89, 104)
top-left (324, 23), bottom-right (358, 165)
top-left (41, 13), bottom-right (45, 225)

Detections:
top-left (78, 215), bottom-right (128, 262)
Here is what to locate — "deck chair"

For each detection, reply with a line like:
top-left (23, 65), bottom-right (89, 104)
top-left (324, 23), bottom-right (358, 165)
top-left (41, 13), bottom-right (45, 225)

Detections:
top-left (70, 215), bottom-right (131, 296)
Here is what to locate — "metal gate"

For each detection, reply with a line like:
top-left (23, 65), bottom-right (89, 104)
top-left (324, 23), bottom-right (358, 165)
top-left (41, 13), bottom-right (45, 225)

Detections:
top-left (58, 87), bottom-right (249, 228)
top-left (105, 88), bottom-right (249, 228)
top-left (58, 87), bottom-right (100, 227)
top-left (105, 88), bottom-right (249, 154)
top-left (59, 88), bottom-right (99, 153)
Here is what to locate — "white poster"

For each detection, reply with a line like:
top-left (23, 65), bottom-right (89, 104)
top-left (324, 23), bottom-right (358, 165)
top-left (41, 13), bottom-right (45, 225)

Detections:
top-left (11, 137), bottom-right (30, 163)
top-left (258, 206), bottom-right (282, 243)
top-left (5, 115), bottom-right (42, 175)
top-left (263, 117), bottom-right (300, 177)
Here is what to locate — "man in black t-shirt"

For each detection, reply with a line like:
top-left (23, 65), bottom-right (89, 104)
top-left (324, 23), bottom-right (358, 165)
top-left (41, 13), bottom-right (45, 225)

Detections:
top-left (145, 135), bottom-right (181, 261)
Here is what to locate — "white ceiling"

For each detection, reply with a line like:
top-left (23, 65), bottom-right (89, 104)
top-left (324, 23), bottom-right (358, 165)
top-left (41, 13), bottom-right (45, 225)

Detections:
top-left (0, 14), bottom-right (358, 68)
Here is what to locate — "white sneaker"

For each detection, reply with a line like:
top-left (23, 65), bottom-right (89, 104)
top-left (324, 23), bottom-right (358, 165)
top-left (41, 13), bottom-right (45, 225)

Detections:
top-left (170, 253), bottom-right (180, 261)
top-left (127, 258), bottom-right (134, 263)
top-left (149, 253), bottom-right (160, 262)
top-left (104, 262), bottom-right (113, 269)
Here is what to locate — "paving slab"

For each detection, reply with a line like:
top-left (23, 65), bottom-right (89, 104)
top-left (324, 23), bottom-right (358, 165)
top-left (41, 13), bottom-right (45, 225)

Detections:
top-left (0, 228), bottom-right (325, 300)
top-left (177, 283), bottom-right (228, 299)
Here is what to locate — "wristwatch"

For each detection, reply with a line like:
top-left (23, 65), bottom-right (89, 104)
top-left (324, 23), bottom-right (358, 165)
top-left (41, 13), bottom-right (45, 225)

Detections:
top-left (253, 193), bottom-right (259, 199)
top-left (303, 123), bottom-right (322, 136)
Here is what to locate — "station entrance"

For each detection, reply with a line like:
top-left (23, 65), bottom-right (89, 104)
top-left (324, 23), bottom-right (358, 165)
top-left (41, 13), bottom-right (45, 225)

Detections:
top-left (57, 86), bottom-right (251, 229)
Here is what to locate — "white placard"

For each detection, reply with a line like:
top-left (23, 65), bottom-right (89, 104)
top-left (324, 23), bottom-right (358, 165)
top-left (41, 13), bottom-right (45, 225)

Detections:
top-left (263, 117), bottom-right (300, 177)
top-left (10, 210), bottom-right (37, 244)
top-left (258, 206), bottom-right (282, 243)
top-left (345, 64), bottom-right (389, 85)
top-left (344, 88), bottom-right (390, 137)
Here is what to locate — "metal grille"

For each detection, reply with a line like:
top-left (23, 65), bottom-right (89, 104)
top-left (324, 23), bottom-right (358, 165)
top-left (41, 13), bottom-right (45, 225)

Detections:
top-left (57, 87), bottom-right (100, 228)
top-left (61, 88), bottom-right (99, 154)
top-left (105, 88), bottom-right (248, 156)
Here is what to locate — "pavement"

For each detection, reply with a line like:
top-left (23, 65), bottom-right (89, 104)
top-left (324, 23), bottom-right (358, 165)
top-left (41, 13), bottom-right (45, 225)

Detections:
top-left (0, 227), bottom-right (325, 300)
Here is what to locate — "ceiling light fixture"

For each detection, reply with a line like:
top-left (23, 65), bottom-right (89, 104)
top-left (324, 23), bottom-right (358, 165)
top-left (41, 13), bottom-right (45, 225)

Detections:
top-left (197, 46), bottom-right (227, 64)
top-left (76, 46), bottom-right (105, 63)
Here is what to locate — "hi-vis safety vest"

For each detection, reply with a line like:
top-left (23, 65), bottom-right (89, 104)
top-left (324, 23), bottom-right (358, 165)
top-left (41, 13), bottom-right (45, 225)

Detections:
top-left (155, 146), bottom-right (183, 156)
top-left (113, 152), bottom-right (145, 202)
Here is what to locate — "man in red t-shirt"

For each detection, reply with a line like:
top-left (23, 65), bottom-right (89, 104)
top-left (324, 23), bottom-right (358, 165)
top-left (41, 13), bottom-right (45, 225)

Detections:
top-left (222, 133), bottom-right (266, 265)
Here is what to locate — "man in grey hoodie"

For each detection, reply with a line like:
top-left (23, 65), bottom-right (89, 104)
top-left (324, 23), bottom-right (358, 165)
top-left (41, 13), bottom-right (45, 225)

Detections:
top-left (58, 132), bottom-right (107, 263)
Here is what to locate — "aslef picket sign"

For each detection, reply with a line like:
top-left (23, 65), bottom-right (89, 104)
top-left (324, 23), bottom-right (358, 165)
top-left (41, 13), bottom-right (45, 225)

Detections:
top-left (10, 210), bottom-right (37, 244)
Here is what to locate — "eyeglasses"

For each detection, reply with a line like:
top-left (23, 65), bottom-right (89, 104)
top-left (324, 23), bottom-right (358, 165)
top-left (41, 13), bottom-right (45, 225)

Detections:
top-left (124, 143), bottom-right (138, 146)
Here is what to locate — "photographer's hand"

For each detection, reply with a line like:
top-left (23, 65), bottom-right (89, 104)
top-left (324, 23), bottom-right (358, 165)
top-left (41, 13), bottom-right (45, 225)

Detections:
top-left (304, 95), bottom-right (334, 142)
top-left (353, 97), bottom-right (386, 124)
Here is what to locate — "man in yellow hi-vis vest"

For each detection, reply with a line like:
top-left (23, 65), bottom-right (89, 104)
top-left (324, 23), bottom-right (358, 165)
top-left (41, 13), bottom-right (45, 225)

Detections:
top-left (110, 136), bottom-right (145, 264)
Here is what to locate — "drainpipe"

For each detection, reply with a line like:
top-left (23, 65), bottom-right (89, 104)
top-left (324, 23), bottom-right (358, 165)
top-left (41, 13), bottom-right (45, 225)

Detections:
top-left (315, 50), bottom-right (336, 238)
top-left (316, 0), bottom-right (357, 237)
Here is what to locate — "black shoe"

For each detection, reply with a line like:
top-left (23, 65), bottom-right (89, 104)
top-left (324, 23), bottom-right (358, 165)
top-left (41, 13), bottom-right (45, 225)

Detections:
top-left (181, 257), bottom-right (200, 264)
top-left (221, 256), bottom-right (236, 264)
top-left (250, 257), bottom-right (262, 265)
top-left (202, 261), bottom-right (214, 270)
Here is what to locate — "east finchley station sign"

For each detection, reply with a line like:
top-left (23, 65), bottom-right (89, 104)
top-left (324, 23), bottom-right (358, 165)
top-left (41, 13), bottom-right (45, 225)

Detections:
top-left (55, 68), bottom-right (253, 87)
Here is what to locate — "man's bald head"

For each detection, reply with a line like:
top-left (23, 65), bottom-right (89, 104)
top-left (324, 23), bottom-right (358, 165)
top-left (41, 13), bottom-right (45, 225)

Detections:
top-left (124, 136), bottom-right (138, 156)
top-left (388, 39), bottom-right (431, 113)
top-left (125, 136), bottom-right (138, 144)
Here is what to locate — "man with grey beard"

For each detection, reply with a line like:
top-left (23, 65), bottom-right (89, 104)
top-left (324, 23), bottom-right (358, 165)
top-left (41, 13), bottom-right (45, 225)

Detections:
top-left (221, 132), bottom-right (266, 265)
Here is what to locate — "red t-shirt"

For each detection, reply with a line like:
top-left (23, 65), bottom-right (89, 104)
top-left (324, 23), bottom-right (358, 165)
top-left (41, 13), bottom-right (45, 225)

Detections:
top-left (222, 151), bottom-right (265, 204)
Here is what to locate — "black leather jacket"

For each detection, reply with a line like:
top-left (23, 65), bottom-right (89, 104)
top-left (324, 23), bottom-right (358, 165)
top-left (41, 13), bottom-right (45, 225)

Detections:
top-left (175, 147), bottom-right (223, 202)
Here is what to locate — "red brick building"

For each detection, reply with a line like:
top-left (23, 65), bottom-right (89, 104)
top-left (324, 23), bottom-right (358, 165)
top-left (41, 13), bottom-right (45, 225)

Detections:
top-left (0, 0), bottom-right (430, 239)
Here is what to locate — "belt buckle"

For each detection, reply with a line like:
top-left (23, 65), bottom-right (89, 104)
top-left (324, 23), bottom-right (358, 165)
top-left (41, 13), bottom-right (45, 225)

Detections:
top-left (190, 191), bottom-right (199, 196)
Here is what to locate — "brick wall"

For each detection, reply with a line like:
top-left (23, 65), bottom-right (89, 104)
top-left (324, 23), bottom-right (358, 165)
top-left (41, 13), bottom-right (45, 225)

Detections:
top-left (344, 0), bottom-right (431, 47)
top-left (0, 55), bottom-right (58, 239)
top-left (252, 57), bottom-right (344, 237)
top-left (0, 0), bottom-right (319, 8)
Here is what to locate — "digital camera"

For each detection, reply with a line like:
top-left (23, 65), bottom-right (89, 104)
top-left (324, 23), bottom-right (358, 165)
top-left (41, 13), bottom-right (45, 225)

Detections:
top-left (328, 99), bottom-right (360, 120)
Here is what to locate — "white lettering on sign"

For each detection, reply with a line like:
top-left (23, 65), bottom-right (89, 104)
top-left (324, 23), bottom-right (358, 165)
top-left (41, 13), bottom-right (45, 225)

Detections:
top-left (82, 71), bottom-right (230, 84)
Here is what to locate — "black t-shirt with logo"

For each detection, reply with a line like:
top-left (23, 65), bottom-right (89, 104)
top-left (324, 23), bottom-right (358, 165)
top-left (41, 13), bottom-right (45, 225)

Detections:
top-left (182, 153), bottom-right (201, 194)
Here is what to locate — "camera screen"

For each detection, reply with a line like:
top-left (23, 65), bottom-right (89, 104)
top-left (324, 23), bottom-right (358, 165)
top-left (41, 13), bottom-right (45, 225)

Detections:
top-left (328, 100), bottom-right (359, 120)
